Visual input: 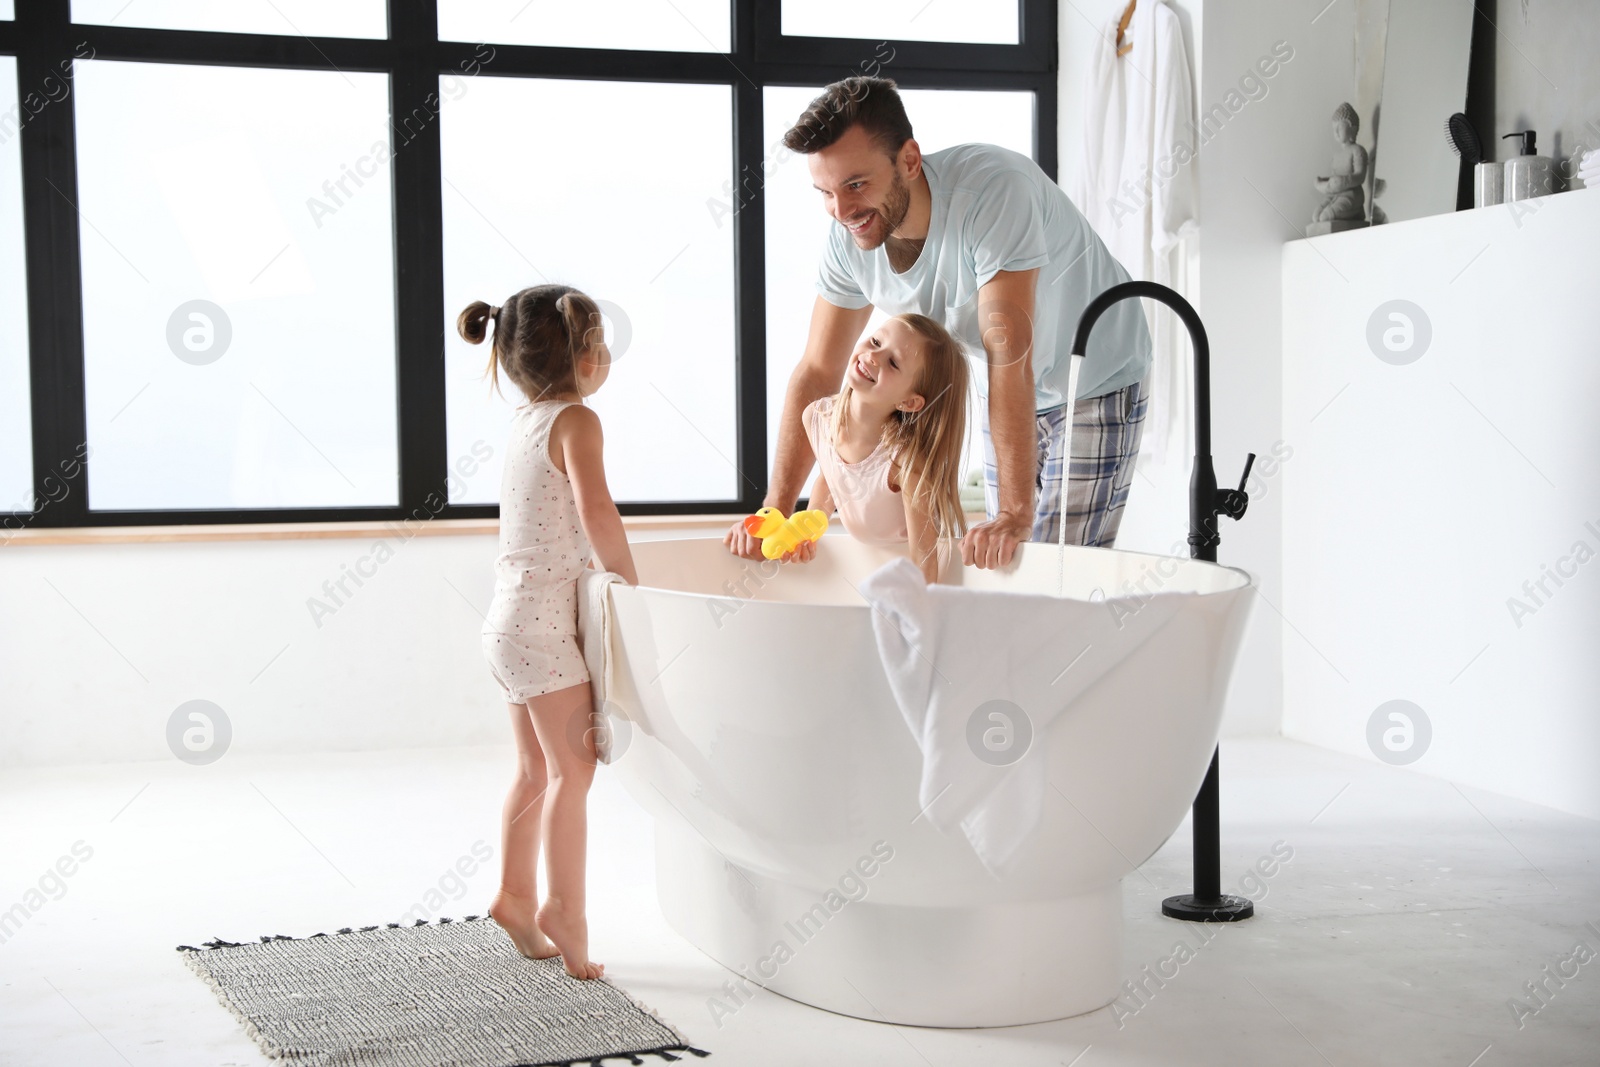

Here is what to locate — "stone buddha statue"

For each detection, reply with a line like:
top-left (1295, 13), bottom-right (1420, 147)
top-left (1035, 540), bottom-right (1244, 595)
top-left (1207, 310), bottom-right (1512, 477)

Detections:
top-left (1308, 102), bottom-right (1370, 235)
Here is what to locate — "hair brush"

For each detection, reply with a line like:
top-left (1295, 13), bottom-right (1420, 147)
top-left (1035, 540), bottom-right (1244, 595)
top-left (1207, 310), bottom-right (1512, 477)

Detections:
top-left (1445, 112), bottom-right (1483, 165)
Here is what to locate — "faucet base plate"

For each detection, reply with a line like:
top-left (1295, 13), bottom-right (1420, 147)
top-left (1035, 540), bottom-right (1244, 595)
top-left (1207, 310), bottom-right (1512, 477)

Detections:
top-left (1161, 892), bottom-right (1255, 922)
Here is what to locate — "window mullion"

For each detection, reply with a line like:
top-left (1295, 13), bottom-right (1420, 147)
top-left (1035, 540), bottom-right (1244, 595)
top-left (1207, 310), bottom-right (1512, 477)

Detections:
top-left (389, 0), bottom-right (449, 523)
top-left (18, 0), bottom-right (89, 527)
top-left (733, 0), bottom-right (766, 512)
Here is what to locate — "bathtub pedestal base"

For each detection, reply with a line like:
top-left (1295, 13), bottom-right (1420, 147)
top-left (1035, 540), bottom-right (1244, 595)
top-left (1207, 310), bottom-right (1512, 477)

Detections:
top-left (655, 825), bottom-right (1123, 1028)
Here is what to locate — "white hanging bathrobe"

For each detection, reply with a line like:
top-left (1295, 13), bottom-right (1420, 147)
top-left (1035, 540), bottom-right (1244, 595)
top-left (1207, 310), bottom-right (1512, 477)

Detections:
top-left (1069, 0), bottom-right (1198, 465)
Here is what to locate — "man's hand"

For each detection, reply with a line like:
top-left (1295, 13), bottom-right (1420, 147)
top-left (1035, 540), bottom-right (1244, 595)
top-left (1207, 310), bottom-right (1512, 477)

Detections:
top-left (960, 509), bottom-right (1031, 569)
top-left (721, 519), bottom-right (820, 564)
top-left (723, 519), bottom-right (767, 561)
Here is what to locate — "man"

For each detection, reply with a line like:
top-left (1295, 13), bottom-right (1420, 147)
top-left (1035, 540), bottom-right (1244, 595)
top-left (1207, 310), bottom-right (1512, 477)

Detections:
top-left (724, 76), bottom-right (1150, 569)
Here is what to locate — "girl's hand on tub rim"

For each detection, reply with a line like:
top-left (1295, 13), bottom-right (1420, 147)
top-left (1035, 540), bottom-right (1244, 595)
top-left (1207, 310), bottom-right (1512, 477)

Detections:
top-left (778, 539), bottom-right (817, 564)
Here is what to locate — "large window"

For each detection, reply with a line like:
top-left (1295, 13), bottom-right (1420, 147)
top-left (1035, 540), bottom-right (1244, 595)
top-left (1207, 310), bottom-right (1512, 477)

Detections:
top-left (438, 0), bottom-right (730, 53)
top-left (2, 0), bottom-right (1056, 528)
top-left (68, 1), bottom-right (386, 39)
top-left (440, 77), bottom-right (736, 504)
top-left (74, 61), bottom-right (397, 510)
top-left (780, 1), bottom-right (1020, 45)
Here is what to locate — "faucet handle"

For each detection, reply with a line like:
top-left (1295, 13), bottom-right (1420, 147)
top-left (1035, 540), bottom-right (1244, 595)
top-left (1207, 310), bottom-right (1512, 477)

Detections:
top-left (1219, 453), bottom-right (1255, 521)
top-left (1235, 453), bottom-right (1255, 495)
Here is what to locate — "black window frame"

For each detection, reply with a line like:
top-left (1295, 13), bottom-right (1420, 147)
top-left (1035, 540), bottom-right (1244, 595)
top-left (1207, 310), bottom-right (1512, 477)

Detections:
top-left (0, 0), bottom-right (1057, 529)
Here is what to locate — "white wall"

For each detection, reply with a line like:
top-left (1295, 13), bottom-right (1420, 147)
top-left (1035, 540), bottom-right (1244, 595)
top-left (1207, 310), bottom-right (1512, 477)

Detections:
top-left (1282, 189), bottom-right (1600, 820)
top-left (1060, 0), bottom-right (1363, 736)
top-left (1, 532), bottom-right (505, 766)
top-left (0, 526), bottom-right (721, 767)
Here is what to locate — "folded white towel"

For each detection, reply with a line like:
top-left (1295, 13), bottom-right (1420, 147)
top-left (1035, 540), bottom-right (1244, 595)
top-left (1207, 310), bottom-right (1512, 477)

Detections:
top-left (857, 555), bottom-right (1192, 875)
top-left (1578, 149), bottom-right (1599, 186)
top-left (576, 567), bottom-right (636, 764)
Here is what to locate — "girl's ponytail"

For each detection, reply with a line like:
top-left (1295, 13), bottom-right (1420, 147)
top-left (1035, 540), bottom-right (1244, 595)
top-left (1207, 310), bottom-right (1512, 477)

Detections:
top-left (458, 298), bottom-right (510, 398)
top-left (555, 292), bottom-right (602, 367)
top-left (457, 300), bottom-right (496, 345)
top-left (457, 285), bottom-right (599, 404)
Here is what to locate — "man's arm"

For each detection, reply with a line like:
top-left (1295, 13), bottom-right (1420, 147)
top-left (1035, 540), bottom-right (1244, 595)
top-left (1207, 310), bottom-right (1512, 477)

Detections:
top-left (961, 267), bottom-right (1038, 570)
top-left (725, 296), bottom-right (872, 560)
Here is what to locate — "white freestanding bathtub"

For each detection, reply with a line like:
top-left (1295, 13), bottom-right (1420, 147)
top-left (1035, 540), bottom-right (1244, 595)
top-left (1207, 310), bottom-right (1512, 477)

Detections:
top-left (601, 535), bottom-right (1254, 1028)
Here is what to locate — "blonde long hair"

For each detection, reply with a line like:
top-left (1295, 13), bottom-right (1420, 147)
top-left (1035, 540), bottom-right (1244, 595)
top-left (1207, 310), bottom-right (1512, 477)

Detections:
top-left (829, 313), bottom-right (970, 558)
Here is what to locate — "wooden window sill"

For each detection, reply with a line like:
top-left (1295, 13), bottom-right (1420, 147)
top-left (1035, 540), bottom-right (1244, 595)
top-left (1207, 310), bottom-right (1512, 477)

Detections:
top-left (2, 513), bottom-right (743, 547)
top-left (4, 511), bottom-right (993, 547)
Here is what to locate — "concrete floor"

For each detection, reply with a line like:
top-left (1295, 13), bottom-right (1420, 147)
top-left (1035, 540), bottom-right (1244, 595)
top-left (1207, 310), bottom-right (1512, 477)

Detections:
top-left (1, 736), bottom-right (1596, 1066)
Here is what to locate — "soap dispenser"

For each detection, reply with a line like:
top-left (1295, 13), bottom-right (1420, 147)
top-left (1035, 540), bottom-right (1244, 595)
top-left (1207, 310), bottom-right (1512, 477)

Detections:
top-left (1502, 130), bottom-right (1554, 202)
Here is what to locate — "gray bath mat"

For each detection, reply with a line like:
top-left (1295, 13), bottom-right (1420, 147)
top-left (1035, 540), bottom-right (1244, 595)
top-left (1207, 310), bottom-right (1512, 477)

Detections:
top-left (177, 915), bottom-right (707, 1067)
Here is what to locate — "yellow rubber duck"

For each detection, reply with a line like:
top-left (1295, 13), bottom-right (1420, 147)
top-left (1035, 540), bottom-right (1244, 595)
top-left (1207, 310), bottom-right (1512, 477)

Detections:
top-left (742, 507), bottom-right (829, 560)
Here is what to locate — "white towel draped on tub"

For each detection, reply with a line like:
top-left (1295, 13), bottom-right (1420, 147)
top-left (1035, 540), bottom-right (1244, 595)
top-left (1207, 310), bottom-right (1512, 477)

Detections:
top-left (575, 567), bottom-right (638, 765)
top-left (857, 556), bottom-right (1192, 876)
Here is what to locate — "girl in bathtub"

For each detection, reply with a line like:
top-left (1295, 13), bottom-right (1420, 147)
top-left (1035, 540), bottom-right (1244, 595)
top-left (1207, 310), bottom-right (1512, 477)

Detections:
top-left (794, 312), bottom-right (971, 584)
top-left (458, 283), bottom-right (637, 981)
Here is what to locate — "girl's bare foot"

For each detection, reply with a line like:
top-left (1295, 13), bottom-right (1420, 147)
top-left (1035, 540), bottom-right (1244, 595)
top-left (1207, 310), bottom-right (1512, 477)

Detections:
top-left (489, 889), bottom-right (559, 960)
top-left (536, 896), bottom-right (604, 979)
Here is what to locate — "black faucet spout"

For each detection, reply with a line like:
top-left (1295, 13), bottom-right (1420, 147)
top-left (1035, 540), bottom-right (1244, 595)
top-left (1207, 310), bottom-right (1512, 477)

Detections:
top-left (1070, 280), bottom-right (1254, 565)
top-left (1071, 280), bottom-right (1258, 924)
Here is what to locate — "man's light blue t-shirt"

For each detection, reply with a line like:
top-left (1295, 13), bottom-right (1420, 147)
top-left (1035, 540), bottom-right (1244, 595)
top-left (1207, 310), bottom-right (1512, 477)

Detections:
top-left (815, 143), bottom-right (1151, 410)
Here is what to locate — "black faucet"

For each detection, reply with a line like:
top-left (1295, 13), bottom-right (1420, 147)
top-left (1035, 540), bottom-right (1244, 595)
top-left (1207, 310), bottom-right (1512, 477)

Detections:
top-left (1071, 279), bottom-right (1257, 924)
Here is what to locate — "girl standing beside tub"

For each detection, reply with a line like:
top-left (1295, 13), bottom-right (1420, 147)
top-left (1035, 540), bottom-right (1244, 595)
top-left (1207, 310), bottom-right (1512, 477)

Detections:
top-left (458, 284), bottom-right (637, 980)
top-left (780, 312), bottom-right (971, 584)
